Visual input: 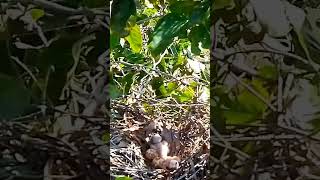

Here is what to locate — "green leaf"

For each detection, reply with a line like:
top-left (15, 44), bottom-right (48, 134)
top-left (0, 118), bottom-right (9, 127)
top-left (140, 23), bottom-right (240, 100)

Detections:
top-left (175, 54), bottom-right (186, 67)
top-left (148, 0), bottom-right (161, 7)
top-left (125, 24), bottom-right (143, 53)
top-left (213, 0), bottom-right (235, 11)
top-left (159, 84), bottom-right (169, 96)
top-left (30, 9), bottom-right (44, 21)
top-left (151, 77), bottom-right (165, 97)
top-left (223, 110), bottom-right (258, 125)
top-left (102, 133), bottom-right (110, 143)
top-left (142, 8), bottom-right (158, 17)
top-left (258, 65), bottom-right (278, 81)
top-left (191, 43), bottom-right (201, 55)
top-left (109, 82), bottom-right (122, 99)
top-left (122, 73), bottom-right (136, 94)
top-left (177, 87), bottom-right (194, 102)
top-left (169, 1), bottom-right (199, 16)
top-left (111, 0), bottom-right (136, 37)
top-left (237, 91), bottom-right (265, 113)
top-left (190, 1), bottom-right (210, 25)
top-left (123, 50), bottom-right (145, 64)
top-left (167, 82), bottom-right (178, 93)
top-left (237, 79), bottom-right (269, 114)
top-left (220, 80), bottom-right (270, 125)
top-left (212, 86), bottom-right (233, 107)
top-left (188, 25), bottom-right (211, 50)
top-left (148, 14), bottom-right (189, 56)
top-left (110, 32), bottom-right (120, 49)
top-left (189, 81), bottom-right (198, 88)
top-left (115, 176), bottom-right (133, 180)
top-left (159, 58), bottom-right (168, 72)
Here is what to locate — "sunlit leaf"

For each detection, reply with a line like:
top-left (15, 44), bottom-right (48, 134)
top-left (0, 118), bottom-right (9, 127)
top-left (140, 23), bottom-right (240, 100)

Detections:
top-left (30, 9), bottom-right (44, 21)
top-left (115, 176), bottom-right (133, 180)
top-left (148, 14), bottom-right (189, 56)
top-left (167, 82), bottom-right (178, 93)
top-left (176, 87), bottom-right (195, 102)
top-left (125, 24), bottom-right (142, 53)
top-left (159, 84), bottom-right (168, 96)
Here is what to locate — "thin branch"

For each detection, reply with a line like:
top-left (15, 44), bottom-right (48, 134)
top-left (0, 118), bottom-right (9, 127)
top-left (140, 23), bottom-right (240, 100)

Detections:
top-left (278, 115), bottom-right (320, 142)
top-left (211, 126), bottom-right (250, 159)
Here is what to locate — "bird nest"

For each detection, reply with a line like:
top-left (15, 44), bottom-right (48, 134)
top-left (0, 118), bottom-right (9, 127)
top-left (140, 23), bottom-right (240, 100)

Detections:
top-left (110, 99), bottom-right (210, 179)
top-left (0, 112), bottom-right (109, 179)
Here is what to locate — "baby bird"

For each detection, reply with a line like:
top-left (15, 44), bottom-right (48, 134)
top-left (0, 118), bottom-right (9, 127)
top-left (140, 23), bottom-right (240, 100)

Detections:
top-left (149, 134), bottom-right (170, 159)
top-left (145, 133), bottom-right (180, 170)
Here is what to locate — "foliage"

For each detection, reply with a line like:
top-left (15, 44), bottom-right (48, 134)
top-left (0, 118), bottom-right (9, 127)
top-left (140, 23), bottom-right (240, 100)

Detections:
top-left (211, 0), bottom-right (320, 179)
top-left (0, 0), bottom-right (108, 119)
top-left (115, 175), bottom-right (133, 180)
top-left (0, 0), bottom-right (109, 179)
top-left (110, 0), bottom-right (211, 105)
